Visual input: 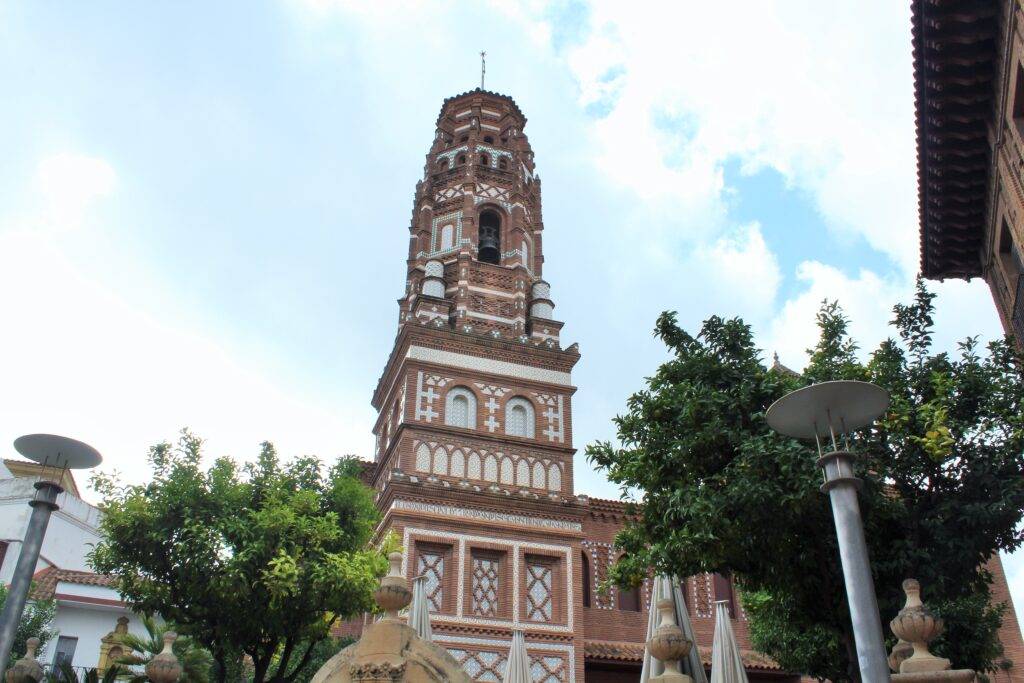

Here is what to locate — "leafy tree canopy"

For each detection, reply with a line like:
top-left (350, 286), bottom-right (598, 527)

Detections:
top-left (89, 432), bottom-right (386, 683)
top-left (587, 280), bottom-right (1024, 682)
top-left (0, 583), bottom-right (56, 671)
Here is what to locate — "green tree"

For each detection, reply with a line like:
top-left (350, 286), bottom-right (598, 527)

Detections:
top-left (89, 432), bottom-right (386, 683)
top-left (0, 583), bottom-right (56, 670)
top-left (587, 280), bottom-right (1024, 682)
top-left (115, 615), bottom-right (214, 683)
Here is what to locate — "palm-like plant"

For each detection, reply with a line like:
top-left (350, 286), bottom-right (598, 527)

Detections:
top-left (114, 615), bottom-right (213, 683)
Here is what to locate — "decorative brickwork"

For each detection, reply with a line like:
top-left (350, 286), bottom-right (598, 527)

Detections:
top-left (471, 556), bottom-right (500, 617)
top-left (352, 86), bottom-right (1024, 683)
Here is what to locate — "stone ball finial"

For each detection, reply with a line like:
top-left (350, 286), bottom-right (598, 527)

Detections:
top-left (374, 551), bottom-right (412, 619)
top-left (145, 632), bottom-right (183, 683)
top-left (647, 598), bottom-right (693, 683)
top-left (5, 637), bottom-right (43, 683)
top-left (889, 578), bottom-right (951, 673)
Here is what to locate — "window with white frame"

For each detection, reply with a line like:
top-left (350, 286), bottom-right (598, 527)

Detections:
top-left (504, 397), bottom-right (535, 438)
top-left (445, 387), bottom-right (477, 429)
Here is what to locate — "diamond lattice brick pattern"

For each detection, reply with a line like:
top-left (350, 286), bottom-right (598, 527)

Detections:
top-left (526, 563), bottom-right (552, 621)
top-left (447, 649), bottom-right (507, 683)
top-left (530, 656), bottom-right (565, 683)
top-left (417, 552), bottom-right (444, 612)
top-left (472, 557), bottom-right (500, 616)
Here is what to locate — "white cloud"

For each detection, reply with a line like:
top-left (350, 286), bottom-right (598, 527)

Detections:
top-left (0, 154), bottom-right (371, 497)
top-left (555, 1), bottom-right (919, 273)
top-left (33, 153), bottom-right (116, 232)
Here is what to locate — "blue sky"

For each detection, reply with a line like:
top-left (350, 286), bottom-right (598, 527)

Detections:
top-left (0, 1), bottom-right (1015, 601)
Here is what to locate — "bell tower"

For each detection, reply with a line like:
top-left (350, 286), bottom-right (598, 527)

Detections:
top-left (369, 88), bottom-right (585, 683)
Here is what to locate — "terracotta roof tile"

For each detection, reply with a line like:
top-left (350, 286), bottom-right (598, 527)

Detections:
top-left (583, 640), bottom-right (782, 672)
top-left (28, 567), bottom-right (117, 600)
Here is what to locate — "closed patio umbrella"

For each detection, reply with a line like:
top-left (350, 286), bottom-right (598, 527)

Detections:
top-left (408, 575), bottom-right (433, 642)
top-left (503, 630), bottom-right (530, 683)
top-left (641, 576), bottom-right (708, 683)
top-left (710, 600), bottom-right (747, 683)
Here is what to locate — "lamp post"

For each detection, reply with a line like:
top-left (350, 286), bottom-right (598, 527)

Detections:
top-left (0, 435), bottom-right (101, 673)
top-left (766, 380), bottom-right (891, 683)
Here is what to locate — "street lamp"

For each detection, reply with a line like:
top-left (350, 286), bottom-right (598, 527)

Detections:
top-left (0, 434), bottom-right (101, 672)
top-left (766, 380), bottom-right (891, 683)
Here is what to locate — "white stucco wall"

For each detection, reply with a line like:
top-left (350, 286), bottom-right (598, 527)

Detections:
top-left (0, 477), bottom-right (103, 583)
top-left (38, 600), bottom-right (147, 670)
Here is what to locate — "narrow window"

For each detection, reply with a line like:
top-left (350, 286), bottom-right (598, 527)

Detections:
top-left (713, 572), bottom-right (735, 617)
top-left (451, 396), bottom-right (468, 426)
top-left (525, 557), bottom-right (554, 621)
top-left (437, 158), bottom-right (447, 170)
top-left (457, 154), bottom-right (466, 166)
top-left (471, 551), bottom-right (501, 616)
top-left (484, 135), bottom-right (494, 144)
top-left (618, 584), bottom-right (641, 612)
top-left (504, 397), bottom-right (535, 438)
top-left (460, 135), bottom-right (469, 143)
top-left (478, 210), bottom-right (501, 265)
top-left (498, 158), bottom-right (508, 170)
top-left (479, 154), bottom-right (490, 166)
top-left (440, 224), bottom-right (454, 250)
top-left (445, 387), bottom-right (477, 429)
top-left (581, 552), bottom-right (591, 608)
top-left (53, 636), bottom-right (78, 667)
top-left (417, 545), bottom-right (449, 613)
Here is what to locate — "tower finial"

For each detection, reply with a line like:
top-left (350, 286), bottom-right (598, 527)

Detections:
top-left (480, 50), bottom-right (486, 89)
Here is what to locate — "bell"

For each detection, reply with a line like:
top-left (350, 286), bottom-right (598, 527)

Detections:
top-left (479, 233), bottom-right (500, 263)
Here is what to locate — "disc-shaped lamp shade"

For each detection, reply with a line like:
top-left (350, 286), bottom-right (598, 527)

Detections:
top-left (13, 434), bottom-right (102, 470)
top-left (765, 380), bottom-right (890, 440)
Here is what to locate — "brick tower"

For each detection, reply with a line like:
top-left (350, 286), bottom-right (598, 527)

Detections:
top-left (368, 88), bottom-right (586, 682)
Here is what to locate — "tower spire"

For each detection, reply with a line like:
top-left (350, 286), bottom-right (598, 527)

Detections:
top-left (480, 50), bottom-right (486, 89)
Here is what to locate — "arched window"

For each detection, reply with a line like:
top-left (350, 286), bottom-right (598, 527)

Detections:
top-left (439, 224), bottom-right (454, 250)
top-left (484, 135), bottom-right (494, 144)
top-left (498, 158), bottom-right (508, 170)
top-left (521, 241), bottom-right (530, 269)
top-left (478, 210), bottom-right (501, 265)
top-left (581, 552), bottom-right (591, 607)
top-left (504, 397), bottom-right (535, 438)
top-left (445, 387), bottom-right (476, 429)
top-left (436, 158), bottom-right (447, 170)
top-left (457, 154), bottom-right (467, 165)
top-left (479, 154), bottom-right (490, 166)
top-left (460, 135), bottom-right (469, 143)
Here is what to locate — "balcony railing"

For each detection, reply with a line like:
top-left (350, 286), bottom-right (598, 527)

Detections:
top-left (41, 663), bottom-right (92, 682)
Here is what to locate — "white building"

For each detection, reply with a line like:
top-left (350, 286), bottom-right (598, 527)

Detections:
top-left (0, 459), bottom-right (147, 673)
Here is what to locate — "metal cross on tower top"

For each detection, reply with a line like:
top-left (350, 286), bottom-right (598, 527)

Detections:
top-left (480, 51), bottom-right (486, 89)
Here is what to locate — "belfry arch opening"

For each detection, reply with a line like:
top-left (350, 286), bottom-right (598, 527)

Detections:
top-left (478, 210), bottom-right (501, 264)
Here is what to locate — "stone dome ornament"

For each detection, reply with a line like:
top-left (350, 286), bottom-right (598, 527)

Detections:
top-left (145, 632), bottom-right (183, 683)
top-left (647, 598), bottom-right (694, 683)
top-left (5, 637), bottom-right (43, 683)
top-left (312, 551), bottom-right (471, 683)
top-left (889, 579), bottom-right (950, 674)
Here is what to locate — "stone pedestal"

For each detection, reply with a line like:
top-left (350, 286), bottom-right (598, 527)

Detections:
top-left (890, 579), bottom-right (951, 674)
top-left (312, 552), bottom-right (471, 683)
top-left (4, 638), bottom-right (42, 683)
